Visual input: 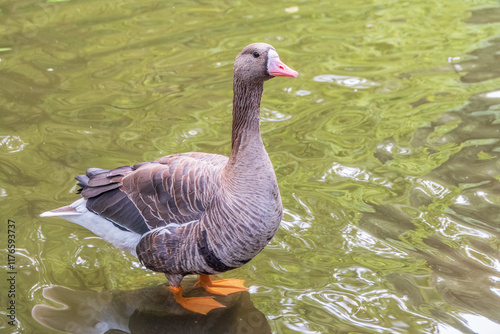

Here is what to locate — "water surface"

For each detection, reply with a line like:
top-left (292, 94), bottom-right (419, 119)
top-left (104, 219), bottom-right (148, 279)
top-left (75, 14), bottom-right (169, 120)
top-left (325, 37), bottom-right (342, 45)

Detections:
top-left (1, 0), bottom-right (500, 333)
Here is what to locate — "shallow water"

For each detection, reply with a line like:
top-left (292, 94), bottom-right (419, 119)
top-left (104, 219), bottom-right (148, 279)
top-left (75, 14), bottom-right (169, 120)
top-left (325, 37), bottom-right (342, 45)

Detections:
top-left (1, 0), bottom-right (500, 333)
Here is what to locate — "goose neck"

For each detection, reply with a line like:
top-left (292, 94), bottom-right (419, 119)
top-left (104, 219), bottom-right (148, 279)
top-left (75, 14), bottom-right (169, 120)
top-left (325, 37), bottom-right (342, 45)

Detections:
top-left (230, 77), bottom-right (264, 150)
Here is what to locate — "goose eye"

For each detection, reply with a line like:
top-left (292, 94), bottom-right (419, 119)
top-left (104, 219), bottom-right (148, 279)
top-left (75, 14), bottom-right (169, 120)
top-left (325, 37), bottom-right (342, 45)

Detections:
top-left (252, 51), bottom-right (260, 58)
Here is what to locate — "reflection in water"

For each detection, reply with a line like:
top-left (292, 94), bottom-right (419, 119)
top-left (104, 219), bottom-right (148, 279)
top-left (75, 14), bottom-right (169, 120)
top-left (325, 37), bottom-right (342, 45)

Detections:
top-left (358, 9), bottom-right (500, 333)
top-left (458, 7), bottom-right (500, 84)
top-left (32, 284), bottom-right (270, 334)
top-left (313, 74), bottom-right (378, 89)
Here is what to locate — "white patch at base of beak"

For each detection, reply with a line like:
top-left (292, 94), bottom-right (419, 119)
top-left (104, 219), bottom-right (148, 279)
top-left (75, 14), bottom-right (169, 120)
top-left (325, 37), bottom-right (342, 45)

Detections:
top-left (267, 49), bottom-right (280, 69)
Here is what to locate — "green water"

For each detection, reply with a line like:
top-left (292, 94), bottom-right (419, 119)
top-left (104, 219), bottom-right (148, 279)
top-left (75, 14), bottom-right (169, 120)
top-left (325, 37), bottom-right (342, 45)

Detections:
top-left (1, 0), bottom-right (500, 333)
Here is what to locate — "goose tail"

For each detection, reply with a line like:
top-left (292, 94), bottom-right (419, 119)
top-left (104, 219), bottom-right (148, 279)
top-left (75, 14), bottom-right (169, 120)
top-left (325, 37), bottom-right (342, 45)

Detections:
top-left (40, 198), bottom-right (142, 257)
top-left (40, 205), bottom-right (81, 217)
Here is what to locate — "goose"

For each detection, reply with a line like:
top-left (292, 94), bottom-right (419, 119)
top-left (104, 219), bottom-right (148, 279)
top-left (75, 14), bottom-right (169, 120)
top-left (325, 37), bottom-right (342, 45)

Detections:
top-left (41, 42), bottom-right (298, 315)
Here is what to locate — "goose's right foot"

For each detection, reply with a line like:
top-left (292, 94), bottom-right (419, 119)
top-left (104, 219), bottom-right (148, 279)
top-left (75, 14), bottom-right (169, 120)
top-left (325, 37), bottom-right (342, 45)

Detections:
top-left (169, 286), bottom-right (225, 315)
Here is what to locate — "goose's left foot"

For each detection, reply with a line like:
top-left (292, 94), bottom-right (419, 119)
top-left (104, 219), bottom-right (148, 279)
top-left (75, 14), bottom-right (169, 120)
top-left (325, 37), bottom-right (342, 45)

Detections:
top-left (169, 285), bottom-right (225, 315)
top-left (195, 275), bottom-right (248, 295)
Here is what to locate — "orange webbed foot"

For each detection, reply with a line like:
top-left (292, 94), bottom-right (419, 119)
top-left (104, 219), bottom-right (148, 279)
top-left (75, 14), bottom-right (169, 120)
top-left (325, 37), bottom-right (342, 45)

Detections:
top-left (195, 275), bottom-right (249, 295)
top-left (170, 286), bottom-right (225, 315)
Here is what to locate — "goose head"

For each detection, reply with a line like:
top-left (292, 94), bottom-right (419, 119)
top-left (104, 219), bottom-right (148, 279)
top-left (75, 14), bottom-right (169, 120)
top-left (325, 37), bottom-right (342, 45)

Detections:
top-left (234, 43), bottom-right (298, 83)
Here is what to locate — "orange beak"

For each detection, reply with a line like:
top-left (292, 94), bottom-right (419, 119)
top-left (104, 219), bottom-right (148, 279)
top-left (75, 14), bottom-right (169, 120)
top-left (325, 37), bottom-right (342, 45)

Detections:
top-left (267, 50), bottom-right (299, 78)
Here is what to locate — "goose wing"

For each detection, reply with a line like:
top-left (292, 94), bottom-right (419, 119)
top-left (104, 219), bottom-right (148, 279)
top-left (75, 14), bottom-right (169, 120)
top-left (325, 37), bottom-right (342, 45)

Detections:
top-left (79, 152), bottom-right (228, 233)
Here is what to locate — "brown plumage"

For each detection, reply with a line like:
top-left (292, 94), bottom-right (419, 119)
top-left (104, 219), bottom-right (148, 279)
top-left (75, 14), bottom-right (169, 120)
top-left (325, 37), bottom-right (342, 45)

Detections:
top-left (41, 43), bottom-right (298, 314)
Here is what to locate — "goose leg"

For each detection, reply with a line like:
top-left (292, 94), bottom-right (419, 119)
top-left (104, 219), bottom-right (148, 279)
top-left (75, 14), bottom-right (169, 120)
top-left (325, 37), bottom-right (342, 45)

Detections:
top-left (169, 285), bottom-right (225, 315)
top-left (195, 275), bottom-right (249, 295)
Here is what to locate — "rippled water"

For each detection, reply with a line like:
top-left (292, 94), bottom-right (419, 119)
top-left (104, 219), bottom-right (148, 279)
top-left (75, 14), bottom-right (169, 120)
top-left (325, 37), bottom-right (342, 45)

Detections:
top-left (1, 0), bottom-right (500, 333)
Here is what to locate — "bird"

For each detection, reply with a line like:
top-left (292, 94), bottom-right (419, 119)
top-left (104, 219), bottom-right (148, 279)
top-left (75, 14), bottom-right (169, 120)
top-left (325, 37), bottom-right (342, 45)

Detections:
top-left (41, 42), bottom-right (298, 315)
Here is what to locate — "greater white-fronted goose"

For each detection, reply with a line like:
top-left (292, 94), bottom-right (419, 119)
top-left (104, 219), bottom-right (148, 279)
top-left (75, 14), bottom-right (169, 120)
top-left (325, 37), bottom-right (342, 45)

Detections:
top-left (41, 43), bottom-right (298, 314)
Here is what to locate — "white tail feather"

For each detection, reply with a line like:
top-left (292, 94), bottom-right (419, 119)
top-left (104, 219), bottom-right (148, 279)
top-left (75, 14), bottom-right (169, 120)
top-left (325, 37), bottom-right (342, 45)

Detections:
top-left (40, 198), bottom-right (141, 256)
top-left (40, 210), bottom-right (82, 217)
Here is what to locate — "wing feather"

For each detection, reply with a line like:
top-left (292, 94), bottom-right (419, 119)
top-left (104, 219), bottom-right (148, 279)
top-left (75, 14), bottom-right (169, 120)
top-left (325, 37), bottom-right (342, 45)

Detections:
top-left (77, 167), bottom-right (150, 235)
top-left (118, 153), bottom-right (228, 229)
top-left (76, 153), bottom-right (228, 234)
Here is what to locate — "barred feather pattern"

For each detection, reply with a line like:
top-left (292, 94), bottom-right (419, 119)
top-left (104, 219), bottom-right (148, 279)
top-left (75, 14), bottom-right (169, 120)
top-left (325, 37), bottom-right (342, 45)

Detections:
top-left (134, 146), bottom-right (283, 286)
